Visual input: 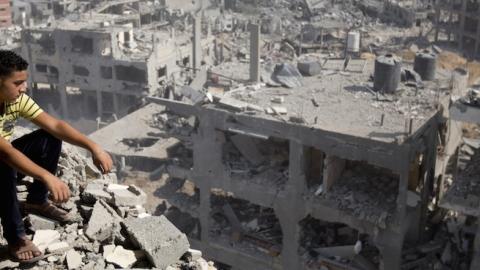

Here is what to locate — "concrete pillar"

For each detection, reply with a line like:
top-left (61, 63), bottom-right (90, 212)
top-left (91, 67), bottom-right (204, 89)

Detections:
top-left (192, 15), bottom-right (202, 74)
top-left (193, 123), bottom-right (225, 243)
top-left (214, 38), bottom-right (219, 65)
top-left (434, 7), bottom-right (440, 42)
top-left (396, 149), bottom-right (411, 226)
top-left (448, 10), bottom-right (453, 41)
top-left (323, 155), bottom-right (345, 192)
top-left (458, 0), bottom-right (467, 51)
top-left (96, 90), bottom-right (103, 118)
top-left (275, 141), bottom-right (306, 270)
top-left (248, 23), bottom-right (260, 83)
top-left (59, 84), bottom-right (69, 119)
top-left (113, 93), bottom-right (119, 116)
top-left (474, 10), bottom-right (480, 58)
top-left (375, 230), bottom-right (404, 270)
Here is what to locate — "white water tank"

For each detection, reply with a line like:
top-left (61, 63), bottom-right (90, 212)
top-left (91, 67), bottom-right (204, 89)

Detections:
top-left (347, 31), bottom-right (360, 53)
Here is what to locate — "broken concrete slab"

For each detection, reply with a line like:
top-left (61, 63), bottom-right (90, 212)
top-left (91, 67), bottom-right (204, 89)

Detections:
top-left (230, 134), bottom-right (265, 166)
top-left (103, 244), bottom-right (116, 259)
top-left (271, 106), bottom-right (288, 115)
top-left (0, 259), bottom-right (19, 269)
top-left (179, 86), bottom-right (206, 105)
top-left (46, 241), bottom-right (70, 253)
top-left (218, 97), bottom-right (248, 112)
top-left (82, 182), bottom-right (112, 204)
top-left (27, 214), bottom-right (57, 230)
top-left (186, 249), bottom-right (202, 261)
top-left (297, 61), bottom-right (322, 76)
top-left (105, 245), bottom-right (143, 268)
top-left (271, 97), bottom-right (284, 104)
top-left (65, 249), bottom-right (82, 269)
top-left (32, 230), bottom-right (61, 253)
top-left (123, 216), bottom-right (190, 269)
top-left (85, 200), bottom-right (121, 242)
top-left (108, 185), bottom-right (147, 207)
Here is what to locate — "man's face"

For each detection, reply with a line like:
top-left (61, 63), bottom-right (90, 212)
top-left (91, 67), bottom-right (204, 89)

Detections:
top-left (0, 70), bottom-right (27, 102)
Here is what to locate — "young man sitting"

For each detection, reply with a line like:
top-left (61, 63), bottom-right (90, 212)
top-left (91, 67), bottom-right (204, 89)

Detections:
top-left (0, 50), bottom-right (113, 262)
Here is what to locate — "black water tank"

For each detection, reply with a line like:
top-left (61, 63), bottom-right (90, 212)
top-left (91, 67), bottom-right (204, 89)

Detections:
top-left (414, 50), bottom-right (437, 81)
top-left (374, 54), bottom-right (402, 93)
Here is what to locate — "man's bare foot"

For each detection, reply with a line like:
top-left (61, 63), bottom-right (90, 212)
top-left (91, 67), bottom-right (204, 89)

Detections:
top-left (8, 236), bottom-right (43, 262)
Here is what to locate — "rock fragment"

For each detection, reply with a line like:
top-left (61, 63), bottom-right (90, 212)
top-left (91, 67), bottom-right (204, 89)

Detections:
top-left (123, 216), bottom-right (190, 268)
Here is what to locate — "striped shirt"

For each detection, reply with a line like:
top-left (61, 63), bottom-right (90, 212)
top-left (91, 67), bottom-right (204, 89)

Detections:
top-left (0, 94), bottom-right (43, 140)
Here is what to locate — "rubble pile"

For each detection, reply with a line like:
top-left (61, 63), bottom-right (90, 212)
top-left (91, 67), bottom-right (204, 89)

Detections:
top-left (323, 164), bottom-right (398, 228)
top-left (209, 190), bottom-right (283, 257)
top-left (222, 134), bottom-right (289, 186)
top-left (149, 112), bottom-right (197, 138)
top-left (441, 139), bottom-right (480, 214)
top-left (3, 128), bottom-right (215, 270)
top-left (299, 216), bottom-right (380, 269)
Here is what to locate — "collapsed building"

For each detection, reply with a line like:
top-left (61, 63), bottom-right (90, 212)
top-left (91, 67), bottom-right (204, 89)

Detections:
top-left (7, 0), bottom-right (480, 269)
top-left (21, 13), bottom-right (214, 131)
top-left (86, 19), bottom-right (480, 269)
top-left (435, 0), bottom-right (480, 59)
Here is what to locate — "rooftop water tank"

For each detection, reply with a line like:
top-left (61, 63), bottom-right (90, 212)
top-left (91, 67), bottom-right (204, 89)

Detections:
top-left (414, 50), bottom-right (437, 81)
top-left (374, 54), bottom-right (402, 93)
top-left (347, 31), bottom-right (360, 53)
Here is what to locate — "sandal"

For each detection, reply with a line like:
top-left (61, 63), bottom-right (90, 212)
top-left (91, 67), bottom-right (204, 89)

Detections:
top-left (22, 201), bottom-right (73, 224)
top-left (8, 236), bottom-right (45, 263)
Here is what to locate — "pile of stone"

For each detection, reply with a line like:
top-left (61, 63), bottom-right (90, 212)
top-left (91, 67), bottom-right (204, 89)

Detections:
top-left (324, 169), bottom-right (398, 228)
top-left (3, 129), bottom-right (215, 270)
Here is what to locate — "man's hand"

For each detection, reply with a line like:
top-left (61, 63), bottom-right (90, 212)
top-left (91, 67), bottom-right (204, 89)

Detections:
top-left (44, 175), bottom-right (70, 203)
top-left (92, 146), bottom-right (113, 174)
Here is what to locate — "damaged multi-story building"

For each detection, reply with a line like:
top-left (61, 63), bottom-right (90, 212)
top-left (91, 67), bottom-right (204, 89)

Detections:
top-left (21, 10), bottom-right (214, 130)
top-left (435, 0), bottom-right (480, 59)
top-left (87, 17), bottom-right (478, 269)
top-left (11, 0), bottom-right (480, 269)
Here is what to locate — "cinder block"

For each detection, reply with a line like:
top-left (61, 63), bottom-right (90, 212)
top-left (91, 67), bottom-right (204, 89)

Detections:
top-left (85, 200), bottom-right (121, 242)
top-left (27, 214), bottom-right (57, 231)
top-left (82, 183), bottom-right (112, 204)
top-left (47, 241), bottom-right (70, 253)
top-left (65, 249), bottom-right (82, 269)
top-left (109, 185), bottom-right (147, 207)
top-left (32, 230), bottom-right (60, 253)
top-left (123, 216), bottom-right (190, 268)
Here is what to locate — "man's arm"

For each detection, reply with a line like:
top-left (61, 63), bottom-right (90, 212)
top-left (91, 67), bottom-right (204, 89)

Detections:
top-left (31, 112), bottom-right (113, 173)
top-left (0, 137), bottom-right (70, 202)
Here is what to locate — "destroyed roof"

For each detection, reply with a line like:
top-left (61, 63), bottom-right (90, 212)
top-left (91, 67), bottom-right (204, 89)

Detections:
top-left (89, 103), bottom-right (180, 159)
top-left (207, 59), bottom-right (450, 143)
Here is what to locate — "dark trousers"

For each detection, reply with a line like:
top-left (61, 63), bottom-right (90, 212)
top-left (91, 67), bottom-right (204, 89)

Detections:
top-left (0, 129), bottom-right (61, 245)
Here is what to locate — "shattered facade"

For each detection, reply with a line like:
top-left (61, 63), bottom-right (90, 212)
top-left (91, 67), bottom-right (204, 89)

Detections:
top-left (21, 14), bottom-right (214, 129)
top-left (6, 0), bottom-right (480, 269)
top-left (435, 0), bottom-right (480, 59)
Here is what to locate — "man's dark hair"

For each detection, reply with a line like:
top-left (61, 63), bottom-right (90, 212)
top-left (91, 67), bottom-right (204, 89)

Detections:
top-left (0, 50), bottom-right (28, 77)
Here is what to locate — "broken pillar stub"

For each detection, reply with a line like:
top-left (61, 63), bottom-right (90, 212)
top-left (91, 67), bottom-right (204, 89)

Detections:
top-left (85, 199), bottom-right (121, 243)
top-left (122, 215), bottom-right (190, 269)
top-left (249, 23), bottom-right (261, 82)
top-left (297, 61), bottom-right (321, 76)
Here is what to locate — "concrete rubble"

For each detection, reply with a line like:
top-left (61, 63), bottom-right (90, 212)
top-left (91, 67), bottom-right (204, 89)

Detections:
top-left (0, 127), bottom-right (216, 270)
top-left (10, 0), bottom-right (480, 269)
